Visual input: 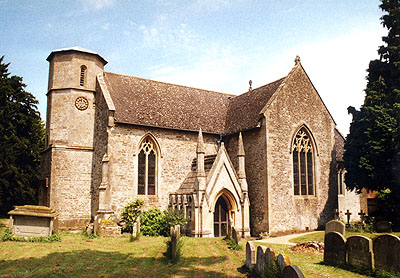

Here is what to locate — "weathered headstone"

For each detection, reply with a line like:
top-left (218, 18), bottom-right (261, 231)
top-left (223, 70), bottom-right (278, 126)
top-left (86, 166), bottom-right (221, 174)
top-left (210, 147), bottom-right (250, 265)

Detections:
top-left (324, 231), bottom-right (346, 265)
top-left (282, 265), bottom-right (304, 278)
top-left (376, 221), bottom-right (392, 233)
top-left (346, 235), bottom-right (374, 269)
top-left (228, 218), bottom-right (233, 237)
top-left (8, 205), bottom-right (58, 237)
top-left (132, 222), bottom-right (138, 237)
top-left (256, 245), bottom-right (267, 273)
top-left (174, 224), bottom-right (181, 240)
top-left (277, 254), bottom-right (290, 273)
top-left (325, 220), bottom-right (345, 236)
top-left (93, 215), bottom-right (99, 235)
top-left (136, 217), bottom-right (141, 235)
top-left (170, 225), bottom-right (181, 261)
top-left (232, 226), bottom-right (239, 244)
top-left (245, 241), bottom-right (256, 269)
top-left (264, 248), bottom-right (276, 269)
top-left (373, 234), bottom-right (400, 272)
top-left (86, 223), bottom-right (94, 236)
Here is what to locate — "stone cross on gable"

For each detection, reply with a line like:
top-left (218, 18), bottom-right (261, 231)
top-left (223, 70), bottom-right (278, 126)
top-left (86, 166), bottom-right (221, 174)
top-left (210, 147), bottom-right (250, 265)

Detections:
top-left (345, 210), bottom-right (352, 225)
top-left (358, 210), bottom-right (366, 223)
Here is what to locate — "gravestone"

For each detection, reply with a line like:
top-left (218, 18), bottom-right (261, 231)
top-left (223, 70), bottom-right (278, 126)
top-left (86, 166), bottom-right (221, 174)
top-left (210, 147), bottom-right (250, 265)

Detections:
top-left (373, 234), bottom-right (400, 272)
top-left (324, 231), bottom-right (346, 265)
top-left (170, 224), bottom-right (181, 261)
top-left (282, 265), bottom-right (304, 278)
top-left (256, 245), bottom-right (266, 273)
top-left (174, 224), bottom-right (181, 240)
top-left (264, 248), bottom-right (276, 269)
top-left (277, 254), bottom-right (290, 273)
top-left (132, 222), bottom-right (138, 237)
top-left (136, 217), bottom-right (141, 234)
top-left (232, 226), bottom-right (239, 244)
top-left (346, 235), bottom-right (374, 269)
top-left (325, 220), bottom-right (345, 236)
top-left (376, 221), bottom-right (392, 233)
top-left (8, 205), bottom-right (57, 237)
top-left (245, 241), bottom-right (256, 269)
top-left (228, 218), bottom-right (233, 237)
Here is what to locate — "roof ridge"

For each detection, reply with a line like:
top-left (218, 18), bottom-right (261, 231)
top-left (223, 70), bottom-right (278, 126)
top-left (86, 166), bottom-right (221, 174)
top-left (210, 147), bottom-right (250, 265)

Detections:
top-left (104, 71), bottom-right (234, 97)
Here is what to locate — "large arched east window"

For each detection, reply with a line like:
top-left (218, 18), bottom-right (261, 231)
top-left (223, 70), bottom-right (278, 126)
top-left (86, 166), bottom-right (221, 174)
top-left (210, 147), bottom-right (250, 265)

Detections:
top-left (292, 127), bottom-right (314, 196)
top-left (138, 137), bottom-right (157, 195)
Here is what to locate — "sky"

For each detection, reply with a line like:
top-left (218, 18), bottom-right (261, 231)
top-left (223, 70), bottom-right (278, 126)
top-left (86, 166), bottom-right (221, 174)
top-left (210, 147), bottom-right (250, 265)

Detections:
top-left (0, 0), bottom-right (386, 135)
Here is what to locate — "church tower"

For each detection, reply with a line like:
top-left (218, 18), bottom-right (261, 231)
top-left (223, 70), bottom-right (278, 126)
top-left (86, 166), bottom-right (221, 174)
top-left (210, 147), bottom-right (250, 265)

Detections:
top-left (41, 47), bottom-right (107, 229)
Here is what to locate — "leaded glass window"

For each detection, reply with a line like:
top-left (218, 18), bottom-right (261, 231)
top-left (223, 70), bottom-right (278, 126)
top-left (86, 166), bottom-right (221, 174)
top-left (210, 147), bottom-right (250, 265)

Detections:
top-left (292, 127), bottom-right (314, 196)
top-left (137, 137), bottom-right (157, 195)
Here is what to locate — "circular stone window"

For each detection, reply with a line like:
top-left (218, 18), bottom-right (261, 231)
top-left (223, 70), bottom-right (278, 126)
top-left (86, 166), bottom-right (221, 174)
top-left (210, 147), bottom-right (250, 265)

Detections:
top-left (75, 96), bottom-right (89, 111)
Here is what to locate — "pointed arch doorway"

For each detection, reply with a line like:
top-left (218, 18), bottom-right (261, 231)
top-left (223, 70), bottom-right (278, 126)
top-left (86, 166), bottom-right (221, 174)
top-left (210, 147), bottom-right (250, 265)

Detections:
top-left (214, 196), bottom-right (229, 237)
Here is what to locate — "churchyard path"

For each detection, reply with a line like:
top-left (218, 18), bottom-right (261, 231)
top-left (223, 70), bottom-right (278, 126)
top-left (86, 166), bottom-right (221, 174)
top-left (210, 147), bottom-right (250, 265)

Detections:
top-left (256, 231), bottom-right (319, 245)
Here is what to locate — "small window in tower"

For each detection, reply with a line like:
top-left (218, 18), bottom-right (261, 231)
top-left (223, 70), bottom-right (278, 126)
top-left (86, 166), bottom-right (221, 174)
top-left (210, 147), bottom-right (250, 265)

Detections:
top-left (80, 65), bottom-right (87, 86)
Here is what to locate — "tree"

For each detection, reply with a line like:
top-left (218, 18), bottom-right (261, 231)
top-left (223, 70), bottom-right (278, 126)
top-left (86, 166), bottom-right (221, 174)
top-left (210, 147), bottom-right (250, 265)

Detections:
top-left (0, 56), bottom-right (44, 215)
top-left (344, 0), bottom-right (400, 225)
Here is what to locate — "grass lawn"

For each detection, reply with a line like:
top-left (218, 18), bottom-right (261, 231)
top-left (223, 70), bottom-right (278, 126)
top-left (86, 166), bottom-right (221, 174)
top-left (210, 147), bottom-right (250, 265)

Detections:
top-left (0, 219), bottom-right (247, 278)
top-left (1, 219), bottom-right (399, 278)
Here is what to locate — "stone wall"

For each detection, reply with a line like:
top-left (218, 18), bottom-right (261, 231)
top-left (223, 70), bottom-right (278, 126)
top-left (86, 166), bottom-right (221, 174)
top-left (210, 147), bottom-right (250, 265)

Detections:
top-left (225, 127), bottom-right (268, 236)
top-left (49, 148), bottom-right (93, 228)
top-left (43, 50), bottom-right (106, 229)
top-left (106, 124), bottom-right (220, 216)
top-left (91, 80), bottom-right (111, 217)
top-left (264, 65), bottom-right (338, 235)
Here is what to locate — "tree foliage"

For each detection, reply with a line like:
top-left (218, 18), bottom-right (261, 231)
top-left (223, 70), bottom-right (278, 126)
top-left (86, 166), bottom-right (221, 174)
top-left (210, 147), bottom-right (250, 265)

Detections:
top-left (0, 56), bottom-right (44, 215)
top-left (344, 0), bottom-right (400, 223)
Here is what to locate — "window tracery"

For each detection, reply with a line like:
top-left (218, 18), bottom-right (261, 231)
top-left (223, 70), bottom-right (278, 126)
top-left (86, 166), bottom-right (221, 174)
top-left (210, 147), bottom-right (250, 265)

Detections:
top-left (138, 137), bottom-right (157, 195)
top-left (292, 127), bottom-right (314, 196)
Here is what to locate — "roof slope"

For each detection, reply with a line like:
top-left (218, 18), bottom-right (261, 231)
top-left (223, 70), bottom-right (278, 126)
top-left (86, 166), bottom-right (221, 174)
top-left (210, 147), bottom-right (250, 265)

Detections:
top-left (103, 72), bottom-right (286, 135)
top-left (104, 72), bottom-right (232, 134)
top-left (224, 78), bottom-right (285, 134)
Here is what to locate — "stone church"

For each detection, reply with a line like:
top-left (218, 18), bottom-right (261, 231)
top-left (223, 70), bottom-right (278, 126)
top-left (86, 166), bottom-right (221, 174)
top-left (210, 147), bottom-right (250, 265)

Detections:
top-left (40, 46), bottom-right (366, 237)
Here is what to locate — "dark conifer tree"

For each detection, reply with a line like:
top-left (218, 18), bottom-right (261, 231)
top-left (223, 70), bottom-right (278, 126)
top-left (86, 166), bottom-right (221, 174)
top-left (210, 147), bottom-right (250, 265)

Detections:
top-left (344, 0), bottom-right (400, 225)
top-left (0, 56), bottom-right (44, 215)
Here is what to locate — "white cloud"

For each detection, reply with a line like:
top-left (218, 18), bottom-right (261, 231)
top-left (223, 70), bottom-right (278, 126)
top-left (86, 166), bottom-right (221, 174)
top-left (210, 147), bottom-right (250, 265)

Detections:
top-left (102, 23), bottom-right (110, 30)
top-left (147, 24), bottom-right (385, 135)
top-left (80, 0), bottom-right (115, 10)
top-left (138, 15), bottom-right (199, 50)
top-left (191, 0), bottom-right (229, 11)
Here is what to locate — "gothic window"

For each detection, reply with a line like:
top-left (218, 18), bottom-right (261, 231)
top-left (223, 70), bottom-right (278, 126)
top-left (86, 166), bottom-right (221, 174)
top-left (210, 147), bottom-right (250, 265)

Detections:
top-left (138, 136), bottom-right (157, 195)
top-left (292, 127), bottom-right (314, 196)
top-left (80, 65), bottom-right (87, 86)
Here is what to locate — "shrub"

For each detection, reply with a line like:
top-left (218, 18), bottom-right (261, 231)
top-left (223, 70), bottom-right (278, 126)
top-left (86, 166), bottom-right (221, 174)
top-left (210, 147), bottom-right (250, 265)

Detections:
top-left (121, 199), bottom-right (144, 233)
top-left (141, 209), bottom-right (164, 236)
top-left (141, 208), bottom-right (188, 237)
top-left (1, 229), bottom-right (61, 242)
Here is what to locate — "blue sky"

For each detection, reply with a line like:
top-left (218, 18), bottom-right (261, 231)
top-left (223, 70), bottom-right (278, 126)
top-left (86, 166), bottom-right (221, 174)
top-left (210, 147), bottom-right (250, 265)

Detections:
top-left (0, 0), bottom-right (385, 135)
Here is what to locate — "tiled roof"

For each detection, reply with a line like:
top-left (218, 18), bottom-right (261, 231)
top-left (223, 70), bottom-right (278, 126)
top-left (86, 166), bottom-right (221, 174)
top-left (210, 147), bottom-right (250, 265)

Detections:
top-left (104, 72), bottom-right (232, 134)
top-left (224, 78), bottom-right (285, 134)
top-left (103, 72), bottom-right (285, 135)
